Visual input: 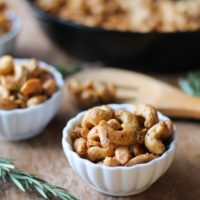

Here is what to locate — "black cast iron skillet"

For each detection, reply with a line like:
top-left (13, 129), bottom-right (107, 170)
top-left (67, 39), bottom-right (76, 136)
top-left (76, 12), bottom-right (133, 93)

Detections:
top-left (27, 0), bottom-right (200, 70)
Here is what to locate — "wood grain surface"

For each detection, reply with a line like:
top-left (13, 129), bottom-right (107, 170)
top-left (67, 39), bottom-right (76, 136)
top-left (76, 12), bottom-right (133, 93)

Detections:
top-left (0, 1), bottom-right (200, 200)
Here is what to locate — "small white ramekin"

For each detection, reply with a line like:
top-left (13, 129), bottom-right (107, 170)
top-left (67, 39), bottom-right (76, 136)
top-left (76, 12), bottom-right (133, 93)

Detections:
top-left (0, 12), bottom-right (21, 55)
top-left (0, 59), bottom-right (64, 141)
top-left (62, 104), bottom-right (177, 196)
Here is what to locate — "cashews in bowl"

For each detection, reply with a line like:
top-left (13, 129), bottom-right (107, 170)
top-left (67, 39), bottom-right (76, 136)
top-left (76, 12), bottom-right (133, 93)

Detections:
top-left (62, 104), bottom-right (177, 196)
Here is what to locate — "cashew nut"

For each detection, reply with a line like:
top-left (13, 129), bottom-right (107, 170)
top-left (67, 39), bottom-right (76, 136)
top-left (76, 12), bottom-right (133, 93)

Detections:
top-left (0, 85), bottom-right (9, 98)
top-left (103, 157), bottom-right (120, 167)
top-left (115, 109), bottom-right (139, 129)
top-left (0, 55), bottom-right (14, 75)
top-left (20, 78), bottom-right (42, 97)
top-left (98, 120), bottom-right (136, 146)
top-left (25, 58), bottom-right (39, 73)
top-left (0, 98), bottom-right (18, 110)
top-left (130, 143), bottom-right (147, 156)
top-left (82, 105), bottom-right (114, 129)
top-left (115, 146), bottom-right (132, 165)
top-left (145, 121), bottom-right (173, 155)
top-left (126, 153), bottom-right (158, 166)
top-left (87, 145), bottom-right (115, 162)
top-left (73, 137), bottom-right (87, 157)
top-left (27, 95), bottom-right (47, 107)
top-left (133, 104), bottom-right (158, 128)
top-left (107, 119), bottom-right (121, 130)
top-left (43, 79), bottom-right (57, 96)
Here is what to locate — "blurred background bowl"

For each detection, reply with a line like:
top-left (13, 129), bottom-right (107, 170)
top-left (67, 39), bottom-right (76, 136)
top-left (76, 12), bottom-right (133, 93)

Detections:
top-left (27, 0), bottom-right (200, 70)
top-left (0, 12), bottom-right (21, 55)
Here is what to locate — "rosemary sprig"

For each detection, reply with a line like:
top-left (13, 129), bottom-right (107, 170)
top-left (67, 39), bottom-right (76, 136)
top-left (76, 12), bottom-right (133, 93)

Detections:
top-left (179, 71), bottom-right (200, 96)
top-left (56, 62), bottom-right (82, 78)
top-left (0, 157), bottom-right (78, 200)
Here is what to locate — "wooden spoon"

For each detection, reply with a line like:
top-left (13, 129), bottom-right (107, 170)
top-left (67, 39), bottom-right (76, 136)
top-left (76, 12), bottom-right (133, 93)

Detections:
top-left (67, 68), bottom-right (200, 119)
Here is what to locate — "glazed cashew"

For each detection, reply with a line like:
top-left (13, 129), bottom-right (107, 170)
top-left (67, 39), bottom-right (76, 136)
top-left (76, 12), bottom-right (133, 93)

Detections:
top-left (0, 98), bottom-right (18, 110)
top-left (43, 79), bottom-right (57, 96)
top-left (87, 124), bottom-right (111, 147)
top-left (87, 145), bottom-right (115, 162)
top-left (0, 55), bottom-right (14, 75)
top-left (73, 137), bottom-right (87, 157)
top-left (107, 119), bottom-right (121, 130)
top-left (0, 85), bottom-right (9, 98)
top-left (98, 120), bottom-right (136, 146)
top-left (27, 95), bottom-right (47, 107)
top-left (103, 157), bottom-right (120, 167)
top-left (14, 64), bottom-right (29, 84)
top-left (115, 146), bottom-right (132, 165)
top-left (82, 105), bottom-right (114, 129)
top-left (133, 104), bottom-right (158, 128)
top-left (145, 121), bottom-right (173, 155)
top-left (20, 78), bottom-right (42, 97)
top-left (126, 153), bottom-right (158, 166)
top-left (25, 58), bottom-right (38, 73)
top-left (130, 143), bottom-right (147, 156)
top-left (115, 109), bottom-right (139, 129)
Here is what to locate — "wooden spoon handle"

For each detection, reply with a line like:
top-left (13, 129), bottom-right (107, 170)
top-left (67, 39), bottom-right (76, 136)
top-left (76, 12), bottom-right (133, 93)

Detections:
top-left (157, 94), bottom-right (200, 119)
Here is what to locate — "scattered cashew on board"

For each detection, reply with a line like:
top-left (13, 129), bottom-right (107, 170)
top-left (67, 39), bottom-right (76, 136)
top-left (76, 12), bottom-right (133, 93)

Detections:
top-left (67, 68), bottom-right (200, 119)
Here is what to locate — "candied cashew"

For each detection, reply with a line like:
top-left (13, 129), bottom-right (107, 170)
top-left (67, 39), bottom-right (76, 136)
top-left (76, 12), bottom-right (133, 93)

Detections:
top-left (0, 85), bottom-right (9, 98)
top-left (133, 104), bottom-right (158, 128)
top-left (27, 95), bottom-right (47, 107)
top-left (20, 78), bottom-right (42, 97)
top-left (87, 125), bottom-right (111, 147)
top-left (43, 79), bottom-right (57, 96)
top-left (0, 55), bottom-right (14, 75)
top-left (25, 58), bottom-right (39, 73)
top-left (107, 119), bottom-right (121, 130)
top-left (87, 145), bottom-right (115, 162)
top-left (130, 143), bottom-right (147, 156)
top-left (103, 157), bottom-right (120, 167)
top-left (115, 146), bottom-right (132, 165)
top-left (145, 121), bottom-right (173, 155)
top-left (98, 120), bottom-right (136, 146)
top-left (126, 153), bottom-right (158, 167)
top-left (73, 137), bottom-right (87, 157)
top-left (115, 109), bottom-right (139, 129)
top-left (14, 64), bottom-right (29, 84)
top-left (0, 98), bottom-right (18, 110)
top-left (82, 105), bottom-right (114, 128)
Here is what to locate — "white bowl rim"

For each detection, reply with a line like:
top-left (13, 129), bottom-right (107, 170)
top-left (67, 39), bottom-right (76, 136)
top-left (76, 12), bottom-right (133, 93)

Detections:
top-left (62, 103), bottom-right (178, 171)
top-left (0, 58), bottom-right (64, 115)
top-left (0, 12), bottom-right (22, 44)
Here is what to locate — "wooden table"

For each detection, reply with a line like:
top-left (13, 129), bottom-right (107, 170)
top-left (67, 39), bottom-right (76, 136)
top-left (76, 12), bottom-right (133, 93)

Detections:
top-left (1, 1), bottom-right (200, 199)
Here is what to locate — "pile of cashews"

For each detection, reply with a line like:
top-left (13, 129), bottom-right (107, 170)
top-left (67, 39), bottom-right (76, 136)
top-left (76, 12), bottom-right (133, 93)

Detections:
top-left (0, 1), bottom-right (11, 36)
top-left (72, 104), bottom-right (174, 167)
top-left (0, 55), bottom-right (58, 110)
top-left (68, 79), bottom-right (116, 109)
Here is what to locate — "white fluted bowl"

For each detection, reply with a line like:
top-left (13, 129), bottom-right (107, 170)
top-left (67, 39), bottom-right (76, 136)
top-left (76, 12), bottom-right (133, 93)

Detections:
top-left (0, 59), bottom-right (64, 141)
top-left (0, 12), bottom-right (21, 55)
top-left (62, 104), bottom-right (177, 196)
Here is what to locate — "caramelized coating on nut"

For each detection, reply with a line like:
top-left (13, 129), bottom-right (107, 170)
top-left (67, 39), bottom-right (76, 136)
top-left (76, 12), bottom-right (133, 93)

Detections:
top-left (72, 105), bottom-right (174, 167)
top-left (68, 79), bottom-right (116, 109)
top-left (0, 55), bottom-right (58, 110)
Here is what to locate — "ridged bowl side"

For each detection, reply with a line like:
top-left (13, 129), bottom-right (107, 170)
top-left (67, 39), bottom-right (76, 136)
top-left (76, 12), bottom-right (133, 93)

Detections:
top-left (62, 104), bottom-right (177, 196)
top-left (0, 59), bottom-right (64, 141)
top-left (0, 12), bottom-right (21, 55)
